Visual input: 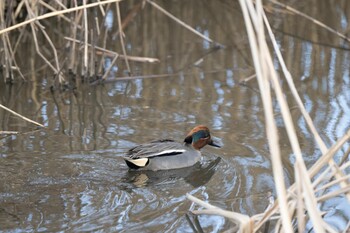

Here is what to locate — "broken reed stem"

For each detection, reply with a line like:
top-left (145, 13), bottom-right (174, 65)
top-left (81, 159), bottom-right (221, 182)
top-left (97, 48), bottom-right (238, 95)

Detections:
top-left (116, 2), bottom-right (131, 75)
top-left (24, 0), bottom-right (63, 81)
top-left (315, 174), bottom-right (350, 193)
top-left (101, 54), bottom-right (119, 80)
top-left (254, 129), bottom-right (350, 231)
top-left (68, 0), bottom-right (79, 72)
top-left (97, 2), bottom-right (113, 75)
top-left (1, 32), bottom-right (12, 81)
top-left (0, 0), bottom-right (122, 36)
top-left (263, 2), bottom-right (350, 201)
top-left (186, 194), bottom-right (252, 233)
top-left (90, 28), bottom-right (95, 77)
top-left (146, 0), bottom-right (215, 44)
top-left (317, 186), bottom-right (350, 203)
top-left (64, 36), bottom-right (160, 63)
top-left (82, 0), bottom-right (89, 77)
top-left (0, 104), bottom-right (44, 128)
top-left (40, 23), bottom-right (65, 83)
top-left (239, 0), bottom-right (293, 231)
top-left (233, 1), bottom-right (348, 232)
top-left (269, 0), bottom-right (350, 43)
top-left (38, 0), bottom-right (73, 25)
top-left (0, 131), bottom-right (19, 135)
top-left (29, 22), bottom-right (58, 74)
top-left (258, 5), bottom-right (326, 231)
top-left (5, 33), bottom-right (25, 80)
top-left (0, 2), bottom-right (12, 82)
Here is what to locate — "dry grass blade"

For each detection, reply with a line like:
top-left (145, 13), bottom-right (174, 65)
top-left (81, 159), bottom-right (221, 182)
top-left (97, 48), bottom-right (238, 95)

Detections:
top-left (0, 2), bottom-right (13, 81)
top-left (116, 2), bottom-right (131, 75)
top-left (308, 129), bottom-right (350, 178)
top-left (239, 74), bottom-right (256, 84)
top-left (295, 165), bottom-right (306, 232)
top-left (24, 0), bottom-right (65, 83)
top-left (0, 0), bottom-right (122, 35)
top-left (0, 131), bottom-right (19, 135)
top-left (344, 221), bottom-right (350, 233)
top-left (64, 37), bottom-right (160, 63)
top-left (38, 0), bottom-right (73, 25)
top-left (239, 0), bottom-right (293, 231)
top-left (186, 194), bottom-right (252, 233)
top-left (4, 33), bottom-right (25, 80)
top-left (0, 104), bottom-right (44, 128)
top-left (262, 2), bottom-right (350, 201)
top-left (257, 7), bottom-right (326, 231)
top-left (315, 174), bottom-right (350, 193)
top-left (269, 0), bottom-right (350, 43)
top-left (185, 0), bottom-right (350, 232)
top-left (317, 186), bottom-right (350, 202)
top-left (101, 54), bottom-right (119, 80)
top-left (146, 0), bottom-right (215, 44)
top-left (82, 0), bottom-right (89, 77)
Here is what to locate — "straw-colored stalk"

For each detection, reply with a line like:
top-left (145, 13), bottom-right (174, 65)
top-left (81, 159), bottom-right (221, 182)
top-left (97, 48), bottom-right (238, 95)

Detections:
top-left (82, 0), bottom-right (89, 77)
top-left (146, 0), bottom-right (215, 44)
top-left (0, 104), bottom-right (44, 128)
top-left (64, 36), bottom-right (160, 63)
top-left (0, 0), bottom-right (123, 35)
top-left (116, 2), bottom-right (131, 75)
top-left (187, 0), bottom-right (350, 232)
top-left (0, 1), bottom-right (13, 82)
top-left (2, 0), bottom-right (218, 83)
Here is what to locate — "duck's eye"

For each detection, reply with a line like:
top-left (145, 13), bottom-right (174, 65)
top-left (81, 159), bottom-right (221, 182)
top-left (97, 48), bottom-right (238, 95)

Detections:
top-left (193, 130), bottom-right (210, 141)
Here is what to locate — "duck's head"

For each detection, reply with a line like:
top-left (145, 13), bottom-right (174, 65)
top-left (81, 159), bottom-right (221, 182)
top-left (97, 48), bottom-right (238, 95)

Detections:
top-left (184, 125), bottom-right (221, 150)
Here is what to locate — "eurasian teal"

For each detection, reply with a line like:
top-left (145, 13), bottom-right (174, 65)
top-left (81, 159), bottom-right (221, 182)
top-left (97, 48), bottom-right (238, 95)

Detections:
top-left (123, 125), bottom-right (220, 171)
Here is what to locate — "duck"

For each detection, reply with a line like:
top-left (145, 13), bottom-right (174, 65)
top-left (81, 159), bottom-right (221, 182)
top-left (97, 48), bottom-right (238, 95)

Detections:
top-left (123, 125), bottom-right (220, 171)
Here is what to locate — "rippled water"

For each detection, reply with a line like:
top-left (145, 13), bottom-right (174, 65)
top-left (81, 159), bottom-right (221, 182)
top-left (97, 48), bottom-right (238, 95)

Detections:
top-left (1, 0), bottom-right (350, 232)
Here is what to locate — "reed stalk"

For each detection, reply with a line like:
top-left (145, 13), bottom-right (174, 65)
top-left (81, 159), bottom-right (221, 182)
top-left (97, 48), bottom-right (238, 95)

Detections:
top-left (116, 1), bottom-right (131, 75)
top-left (0, 103), bottom-right (44, 128)
top-left (187, 0), bottom-right (350, 232)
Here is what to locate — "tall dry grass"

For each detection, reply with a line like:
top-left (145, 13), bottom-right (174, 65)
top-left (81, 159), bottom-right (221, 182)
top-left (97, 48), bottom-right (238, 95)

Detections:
top-left (187, 1), bottom-right (350, 232)
top-left (0, 0), bottom-right (214, 88)
top-left (0, 0), bottom-right (218, 128)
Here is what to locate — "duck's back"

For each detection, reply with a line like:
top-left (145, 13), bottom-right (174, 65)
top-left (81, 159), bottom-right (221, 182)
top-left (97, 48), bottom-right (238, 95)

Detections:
top-left (124, 139), bottom-right (201, 170)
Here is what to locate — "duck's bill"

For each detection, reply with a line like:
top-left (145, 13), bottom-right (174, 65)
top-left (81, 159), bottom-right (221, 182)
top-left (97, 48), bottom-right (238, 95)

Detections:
top-left (208, 137), bottom-right (221, 148)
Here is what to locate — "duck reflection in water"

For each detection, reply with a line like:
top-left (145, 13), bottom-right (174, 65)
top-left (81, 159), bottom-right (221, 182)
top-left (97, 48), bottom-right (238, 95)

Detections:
top-left (126, 157), bottom-right (221, 188)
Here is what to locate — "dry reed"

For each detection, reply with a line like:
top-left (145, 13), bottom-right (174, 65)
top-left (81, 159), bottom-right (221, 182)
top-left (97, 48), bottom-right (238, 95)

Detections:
top-left (0, 0), bottom-right (217, 86)
top-left (0, 0), bottom-right (220, 133)
top-left (0, 103), bottom-right (44, 128)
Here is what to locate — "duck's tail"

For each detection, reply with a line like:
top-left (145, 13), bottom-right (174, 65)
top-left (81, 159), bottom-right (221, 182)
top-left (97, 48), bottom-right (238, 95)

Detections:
top-left (124, 157), bottom-right (149, 169)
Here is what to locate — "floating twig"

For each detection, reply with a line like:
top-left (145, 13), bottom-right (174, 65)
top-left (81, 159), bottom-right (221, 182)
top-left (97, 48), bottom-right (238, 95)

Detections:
top-left (0, 104), bottom-right (44, 128)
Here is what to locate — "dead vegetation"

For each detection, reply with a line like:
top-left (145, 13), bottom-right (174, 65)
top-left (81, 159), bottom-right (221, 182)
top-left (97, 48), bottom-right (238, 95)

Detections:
top-left (187, 1), bottom-right (350, 232)
top-left (0, 0), bottom-right (216, 90)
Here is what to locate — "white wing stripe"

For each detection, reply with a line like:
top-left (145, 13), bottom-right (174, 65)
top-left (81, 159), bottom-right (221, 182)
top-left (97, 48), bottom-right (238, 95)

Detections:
top-left (150, 149), bottom-right (186, 157)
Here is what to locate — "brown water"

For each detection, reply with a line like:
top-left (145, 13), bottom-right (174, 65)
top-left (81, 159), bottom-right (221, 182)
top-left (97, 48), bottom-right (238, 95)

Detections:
top-left (1, 0), bottom-right (350, 232)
